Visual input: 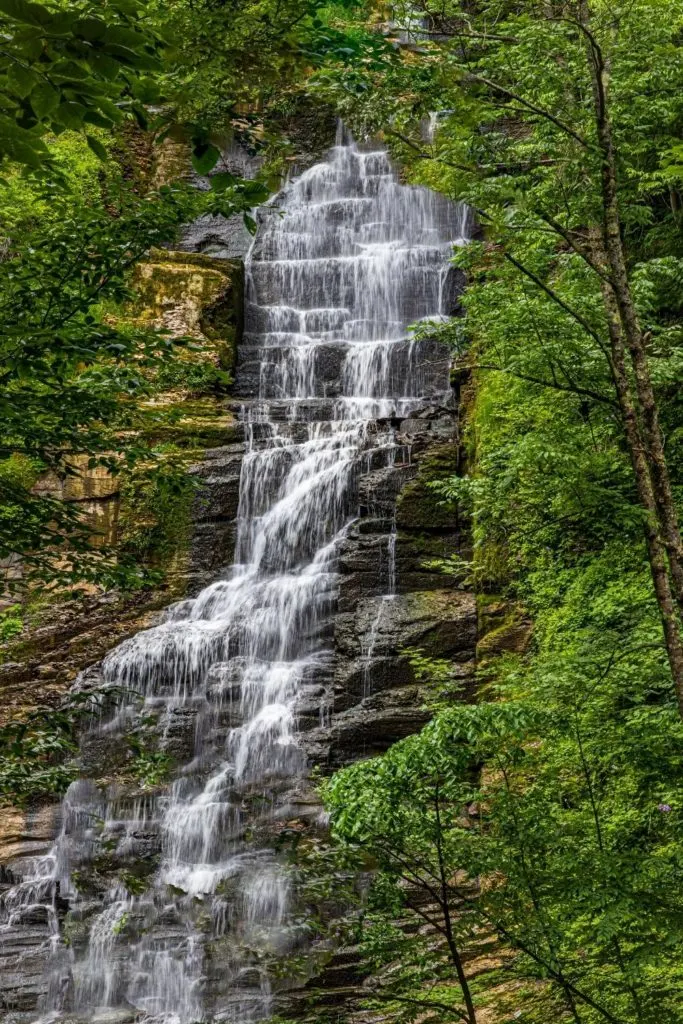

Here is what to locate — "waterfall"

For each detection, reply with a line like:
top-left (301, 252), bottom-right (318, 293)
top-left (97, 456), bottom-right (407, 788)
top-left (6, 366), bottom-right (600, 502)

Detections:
top-left (0, 127), bottom-right (470, 1023)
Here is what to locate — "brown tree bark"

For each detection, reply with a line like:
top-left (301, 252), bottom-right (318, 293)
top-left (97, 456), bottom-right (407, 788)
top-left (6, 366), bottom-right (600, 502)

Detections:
top-left (434, 784), bottom-right (478, 1024)
top-left (598, 266), bottom-right (683, 715)
top-left (579, 2), bottom-right (683, 618)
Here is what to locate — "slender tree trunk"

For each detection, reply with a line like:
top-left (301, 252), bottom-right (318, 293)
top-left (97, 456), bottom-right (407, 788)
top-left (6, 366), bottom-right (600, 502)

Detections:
top-left (575, 718), bottom-right (647, 1021)
top-left (580, 1), bottom-right (683, 617)
top-left (434, 786), bottom-right (478, 1024)
top-left (599, 270), bottom-right (683, 714)
top-left (600, 142), bottom-right (683, 616)
top-left (497, 765), bottom-right (585, 1023)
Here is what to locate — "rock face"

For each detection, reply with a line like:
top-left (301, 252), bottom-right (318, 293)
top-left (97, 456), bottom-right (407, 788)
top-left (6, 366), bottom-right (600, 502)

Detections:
top-left (0, 134), bottom-right (476, 1023)
top-left (301, 409), bottom-right (476, 772)
top-left (0, 245), bottom-right (246, 729)
top-left (133, 250), bottom-right (244, 354)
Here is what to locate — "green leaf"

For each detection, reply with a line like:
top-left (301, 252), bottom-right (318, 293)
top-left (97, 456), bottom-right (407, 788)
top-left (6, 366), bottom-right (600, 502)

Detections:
top-left (100, 25), bottom-right (147, 49)
top-left (101, 43), bottom-right (160, 71)
top-left (86, 51), bottom-right (124, 81)
top-left (11, 30), bottom-right (43, 61)
top-left (29, 81), bottom-right (59, 119)
top-left (49, 59), bottom-right (90, 81)
top-left (82, 110), bottom-right (114, 129)
top-left (191, 142), bottom-right (221, 175)
top-left (73, 16), bottom-right (106, 42)
top-left (7, 62), bottom-right (36, 98)
top-left (241, 180), bottom-right (269, 201)
top-left (129, 103), bottom-right (148, 129)
top-left (54, 100), bottom-right (86, 130)
top-left (91, 96), bottom-right (123, 122)
top-left (210, 171), bottom-right (237, 192)
top-left (85, 134), bottom-right (107, 161)
top-left (0, 0), bottom-right (58, 28)
top-left (2, 134), bottom-right (44, 165)
top-left (40, 10), bottom-right (73, 34)
top-left (129, 76), bottom-right (160, 104)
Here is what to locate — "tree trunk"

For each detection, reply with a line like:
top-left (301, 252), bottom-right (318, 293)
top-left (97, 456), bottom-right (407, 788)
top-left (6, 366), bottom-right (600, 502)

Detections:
top-left (599, 270), bottom-right (683, 715)
top-left (434, 786), bottom-right (478, 1024)
top-left (581, 1), bottom-right (683, 618)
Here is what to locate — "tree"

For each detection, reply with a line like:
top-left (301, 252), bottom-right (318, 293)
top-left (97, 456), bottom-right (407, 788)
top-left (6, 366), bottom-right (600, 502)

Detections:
top-left (310, 0), bottom-right (683, 711)
top-left (0, 0), bottom-right (167, 169)
top-left (324, 656), bottom-right (683, 1024)
top-left (303, 9), bottom-right (683, 1018)
top-left (147, 0), bottom-right (329, 167)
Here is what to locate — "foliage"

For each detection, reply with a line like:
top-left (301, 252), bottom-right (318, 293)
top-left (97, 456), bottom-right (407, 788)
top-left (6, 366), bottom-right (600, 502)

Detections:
top-left (322, 258), bottom-right (683, 1022)
top-left (0, 602), bottom-right (22, 642)
top-left (0, 0), bottom-right (313, 180)
top-left (0, 130), bottom-right (103, 240)
top-left (0, 173), bottom-right (256, 595)
top-left (0, 687), bottom-right (120, 805)
top-left (125, 712), bottom-right (173, 788)
top-left (117, 449), bottom-right (196, 566)
top-left (325, 614), bottom-right (683, 1023)
top-left (0, 681), bottom-right (177, 804)
top-left (141, 0), bottom-right (317, 162)
top-left (310, 4), bottom-right (683, 1021)
top-left (156, 0), bottom-right (316, 113)
top-left (151, 356), bottom-right (231, 395)
top-left (0, 0), bottom-right (166, 169)
top-left (0, 1), bottom-right (681, 1021)
top-left (309, 0), bottom-right (683, 675)
top-left (142, 0), bottom-right (384, 175)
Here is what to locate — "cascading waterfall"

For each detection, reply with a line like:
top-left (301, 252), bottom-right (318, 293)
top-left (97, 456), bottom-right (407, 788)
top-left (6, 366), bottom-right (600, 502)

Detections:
top-left (0, 126), bottom-right (470, 1023)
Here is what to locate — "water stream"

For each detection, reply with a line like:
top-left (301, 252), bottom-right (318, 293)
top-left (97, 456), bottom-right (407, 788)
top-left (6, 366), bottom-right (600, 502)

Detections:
top-left (1, 127), bottom-right (470, 1023)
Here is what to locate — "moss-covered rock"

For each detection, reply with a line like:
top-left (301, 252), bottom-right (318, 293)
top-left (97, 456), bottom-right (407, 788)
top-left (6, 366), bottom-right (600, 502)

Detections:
top-left (0, 236), bottom-right (247, 810)
top-left (476, 595), bottom-right (532, 659)
top-left (151, 134), bottom-right (193, 187)
top-left (395, 442), bottom-right (461, 530)
top-left (117, 449), bottom-right (195, 573)
top-left (138, 401), bottom-right (240, 449)
top-left (132, 250), bottom-right (244, 372)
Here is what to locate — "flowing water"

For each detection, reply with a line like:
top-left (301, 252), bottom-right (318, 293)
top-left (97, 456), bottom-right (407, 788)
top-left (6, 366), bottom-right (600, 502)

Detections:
top-left (0, 128), bottom-right (470, 1023)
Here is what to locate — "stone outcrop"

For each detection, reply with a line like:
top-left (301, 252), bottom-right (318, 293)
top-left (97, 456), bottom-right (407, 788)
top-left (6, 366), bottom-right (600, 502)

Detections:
top-left (0, 435), bottom-right (245, 731)
top-left (273, 404), bottom-right (476, 1021)
top-left (1, 396), bottom-right (474, 1024)
top-left (0, 243), bottom-right (250, 1017)
top-left (132, 250), bottom-right (243, 357)
top-left (0, 248), bottom-right (245, 797)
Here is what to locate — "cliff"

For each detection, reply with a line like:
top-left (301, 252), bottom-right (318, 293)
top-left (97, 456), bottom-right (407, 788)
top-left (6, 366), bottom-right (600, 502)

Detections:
top-left (0, 136), bottom-right (477, 1023)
